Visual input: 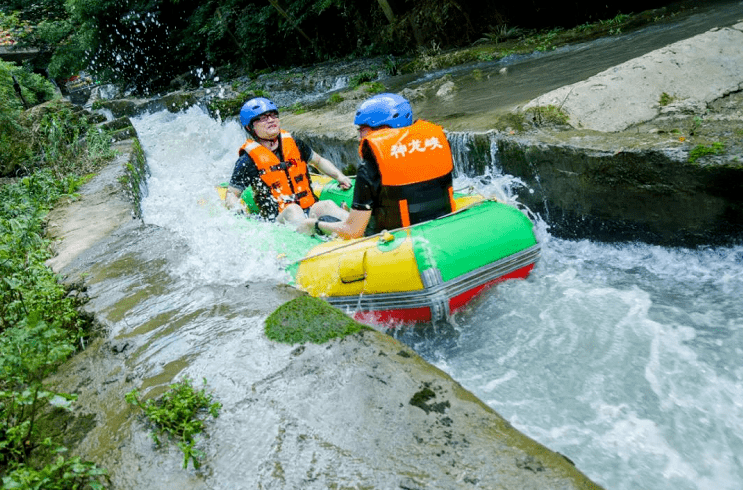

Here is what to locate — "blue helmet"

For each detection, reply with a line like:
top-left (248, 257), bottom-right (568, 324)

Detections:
top-left (239, 97), bottom-right (278, 128)
top-left (354, 93), bottom-right (412, 129)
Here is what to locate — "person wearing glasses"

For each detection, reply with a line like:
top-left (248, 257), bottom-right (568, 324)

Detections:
top-left (225, 97), bottom-right (352, 225)
top-left (298, 93), bottom-right (455, 239)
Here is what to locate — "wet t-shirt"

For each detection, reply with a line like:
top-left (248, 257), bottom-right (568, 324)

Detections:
top-left (351, 142), bottom-right (382, 235)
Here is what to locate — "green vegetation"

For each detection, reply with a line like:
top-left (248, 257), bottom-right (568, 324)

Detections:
top-left (265, 296), bottom-right (368, 344)
top-left (533, 27), bottom-right (563, 52)
top-left (383, 55), bottom-right (399, 76)
top-left (349, 71), bottom-right (377, 90)
top-left (2, 0), bottom-right (673, 94)
top-left (0, 171), bottom-right (108, 489)
top-left (327, 93), bottom-right (343, 105)
top-left (599, 13), bottom-right (631, 35)
top-left (480, 24), bottom-right (525, 44)
top-left (360, 81), bottom-right (386, 94)
top-left (207, 86), bottom-right (268, 120)
top-left (690, 115), bottom-right (703, 136)
top-left (1, 60), bottom-right (114, 179)
top-left (286, 102), bottom-right (308, 115)
top-left (688, 142), bottom-right (726, 164)
top-left (1, 57), bottom-right (114, 488)
top-left (207, 92), bottom-right (252, 120)
top-left (404, 8), bottom-right (653, 74)
top-left (1, 61), bottom-right (54, 175)
top-left (659, 92), bottom-right (675, 106)
top-left (126, 378), bottom-right (221, 470)
top-left (525, 105), bottom-right (570, 126)
top-left (2, 453), bottom-right (107, 490)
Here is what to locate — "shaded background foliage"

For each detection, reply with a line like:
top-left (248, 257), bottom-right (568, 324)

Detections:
top-left (2, 0), bottom-right (680, 93)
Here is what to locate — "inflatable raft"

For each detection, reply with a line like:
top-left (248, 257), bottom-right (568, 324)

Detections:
top-left (218, 177), bottom-right (540, 323)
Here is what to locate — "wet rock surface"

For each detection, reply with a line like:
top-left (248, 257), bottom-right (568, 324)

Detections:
top-left (524, 23), bottom-right (743, 133)
top-left (502, 22), bottom-right (743, 245)
top-left (234, 326), bottom-right (601, 489)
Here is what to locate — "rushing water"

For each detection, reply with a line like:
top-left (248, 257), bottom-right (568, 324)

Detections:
top-left (132, 106), bottom-right (742, 490)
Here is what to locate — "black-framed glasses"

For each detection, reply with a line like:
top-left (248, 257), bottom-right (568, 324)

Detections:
top-left (256, 112), bottom-right (279, 123)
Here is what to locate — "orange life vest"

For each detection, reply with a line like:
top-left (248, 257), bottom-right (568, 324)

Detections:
top-left (359, 120), bottom-right (455, 231)
top-left (239, 130), bottom-right (316, 212)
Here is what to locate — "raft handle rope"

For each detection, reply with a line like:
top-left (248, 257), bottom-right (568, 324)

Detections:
top-left (453, 184), bottom-right (480, 196)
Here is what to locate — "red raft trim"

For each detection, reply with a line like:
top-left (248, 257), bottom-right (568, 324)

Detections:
top-left (350, 262), bottom-right (536, 325)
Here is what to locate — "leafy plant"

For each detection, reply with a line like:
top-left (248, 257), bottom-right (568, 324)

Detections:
top-left (24, 100), bottom-right (116, 178)
top-left (599, 13), bottom-right (630, 34)
top-left (126, 378), bottom-right (221, 469)
top-left (207, 92), bottom-right (254, 120)
top-left (0, 170), bottom-right (88, 334)
top-left (689, 115), bottom-right (703, 136)
top-left (2, 451), bottom-right (107, 490)
top-left (475, 51), bottom-right (496, 62)
top-left (349, 71), bottom-right (377, 90)
top-left (0, 320), bottom-right (75, 468)
top-left (383, 55), bottom-right (398, 76)
top-left (0, 170), bottom-right (102, 486)
top-left (1, 67), bottom-right (115, 180)
top-left (1, 61), bottom-right (35, 174)
top-left (532, 27), bottom-right (562, 52)
top-left (481, 24), bottom-right (524, 44)
top-left (0, 72), bottom-right (111, 480)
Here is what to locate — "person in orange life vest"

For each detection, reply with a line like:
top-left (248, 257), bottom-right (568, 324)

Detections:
top-left (225, 97), bottom-right (351, 226)
top-left (297, 93), bottom-right (455, 238)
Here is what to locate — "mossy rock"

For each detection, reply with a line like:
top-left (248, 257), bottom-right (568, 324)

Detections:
top-left (101, 116), bottom-right (133, 132)
top-left (159, 91), bottom-right (199, 112)
top-left (93, 99), bottom-right (140, 118)
top-left (265, 296), bottom-right (368, 344)
top-left (207, 96), bottom-right (245, 119)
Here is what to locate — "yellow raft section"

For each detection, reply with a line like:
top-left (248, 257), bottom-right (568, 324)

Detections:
top-left (295, 232), bottom-right (424, 297)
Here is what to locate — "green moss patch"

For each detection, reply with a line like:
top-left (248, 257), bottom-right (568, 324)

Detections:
top-left (265, 296), bottom-right (367, 344)
top-left (688, 142), bottom-right (725, 164)
top-left (207, 95), bottom-right (245, 119)
top-left (524, 105), bottom-right (570, 126)
top-left (409, 383), bottom-right (451, 415)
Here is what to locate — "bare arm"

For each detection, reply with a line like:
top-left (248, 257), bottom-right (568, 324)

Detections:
top-left (308, 151), bottom-right (352, 189)
top-left (298, 209), bottom-right (371, 239)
